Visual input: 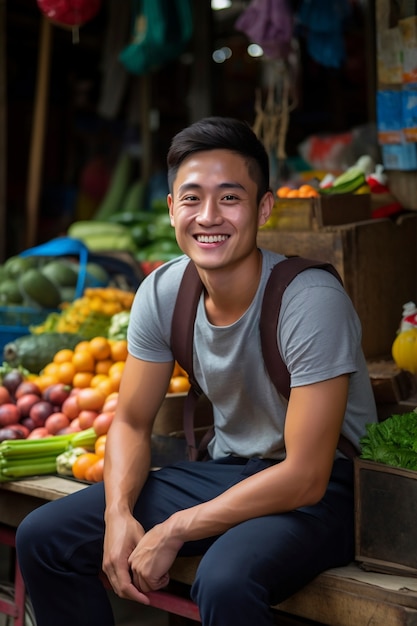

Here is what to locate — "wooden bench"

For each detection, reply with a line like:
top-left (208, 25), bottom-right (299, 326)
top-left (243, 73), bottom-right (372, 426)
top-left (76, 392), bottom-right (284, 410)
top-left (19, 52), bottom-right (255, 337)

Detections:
top-left (2, 476), bottom-right (417, 626)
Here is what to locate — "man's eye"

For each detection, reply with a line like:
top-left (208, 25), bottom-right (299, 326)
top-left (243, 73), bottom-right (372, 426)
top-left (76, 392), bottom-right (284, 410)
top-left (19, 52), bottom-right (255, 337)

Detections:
top-left (183, 195), bottom-right (199, 201)
top-left (223, 194), bottom-right (238, 201)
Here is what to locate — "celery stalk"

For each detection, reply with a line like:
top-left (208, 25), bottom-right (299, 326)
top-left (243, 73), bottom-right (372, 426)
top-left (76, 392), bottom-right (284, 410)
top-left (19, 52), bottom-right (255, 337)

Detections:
top-left (0, 457), bottom-right (58, 481)
top-left (0, 438), bottom-right (73, 459)
top-left (71, 427), bottom-right (97, 450)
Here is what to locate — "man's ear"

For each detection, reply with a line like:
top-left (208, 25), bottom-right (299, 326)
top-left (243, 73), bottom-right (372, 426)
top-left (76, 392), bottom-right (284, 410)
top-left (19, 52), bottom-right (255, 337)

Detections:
top-left (258, 190), bottom-right (274, 227)
top-left (167, 194), bottom-right (175, 226)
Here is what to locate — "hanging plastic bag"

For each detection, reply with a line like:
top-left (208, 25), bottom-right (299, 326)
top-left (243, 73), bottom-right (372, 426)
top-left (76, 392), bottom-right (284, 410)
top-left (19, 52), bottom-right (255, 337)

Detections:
top-left (297, 0), bottom-right (351, 68)
top-left (119, 0), bottom-right (193, 75)
top-left (235, 0), bottom-right (294, 60)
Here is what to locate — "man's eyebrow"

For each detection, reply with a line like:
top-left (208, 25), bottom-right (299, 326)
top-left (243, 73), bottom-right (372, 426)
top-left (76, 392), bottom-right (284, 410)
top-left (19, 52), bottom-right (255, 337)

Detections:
top-left (178, 181), bottom-right (246, 194)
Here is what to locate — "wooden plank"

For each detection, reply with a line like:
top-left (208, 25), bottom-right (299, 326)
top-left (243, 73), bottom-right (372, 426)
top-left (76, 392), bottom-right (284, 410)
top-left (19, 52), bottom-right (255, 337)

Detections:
top-left (276, 587), bottom-right (417, 626)
top-left (0, 475), bottom-right (87, 500)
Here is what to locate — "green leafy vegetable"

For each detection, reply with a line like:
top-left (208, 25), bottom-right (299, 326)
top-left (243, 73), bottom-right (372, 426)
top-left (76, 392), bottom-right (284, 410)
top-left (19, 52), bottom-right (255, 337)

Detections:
top-left (360, 411), bottom-right (417, 470)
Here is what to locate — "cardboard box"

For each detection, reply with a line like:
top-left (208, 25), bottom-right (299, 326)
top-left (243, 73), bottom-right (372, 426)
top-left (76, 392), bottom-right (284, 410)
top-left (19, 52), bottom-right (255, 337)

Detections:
top-left (381, 142), bottom-right (417, 169)
top-left (355, 458), bottom-right (417, 576)
top-left (257, 214), bottom-right (417, 358)
top-left (266, 195), bottom-right (371, 232)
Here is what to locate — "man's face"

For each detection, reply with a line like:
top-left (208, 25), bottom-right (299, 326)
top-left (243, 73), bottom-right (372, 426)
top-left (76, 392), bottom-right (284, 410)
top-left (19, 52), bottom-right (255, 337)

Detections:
top-left (167, 149), bottom-right (272, 271)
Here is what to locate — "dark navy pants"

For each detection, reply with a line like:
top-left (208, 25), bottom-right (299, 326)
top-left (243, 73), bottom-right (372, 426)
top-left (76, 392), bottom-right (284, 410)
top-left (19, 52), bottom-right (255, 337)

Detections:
top-left (16, 457), bottom-right (354, 626)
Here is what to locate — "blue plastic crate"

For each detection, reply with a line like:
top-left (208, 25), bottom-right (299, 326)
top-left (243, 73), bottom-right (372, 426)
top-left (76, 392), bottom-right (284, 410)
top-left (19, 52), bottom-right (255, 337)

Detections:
top-left (0, 306), bottom-right (57, 356)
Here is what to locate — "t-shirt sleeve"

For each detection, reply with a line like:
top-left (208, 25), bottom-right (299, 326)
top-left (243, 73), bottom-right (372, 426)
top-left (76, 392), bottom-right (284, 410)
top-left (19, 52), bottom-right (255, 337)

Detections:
top-left (278, 269), bottom-right (362, 388)
top-left (127, 257), bottom-right (187, 362)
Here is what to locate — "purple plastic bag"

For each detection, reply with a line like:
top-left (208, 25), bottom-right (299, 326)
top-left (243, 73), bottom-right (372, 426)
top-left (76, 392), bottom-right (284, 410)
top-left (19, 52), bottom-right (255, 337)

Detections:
top-left (235, 0), bottom-right (294, 60)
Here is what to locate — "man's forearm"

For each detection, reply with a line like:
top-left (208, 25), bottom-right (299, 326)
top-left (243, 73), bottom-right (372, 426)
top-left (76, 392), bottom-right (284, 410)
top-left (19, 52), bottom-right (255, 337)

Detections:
top-left (163, 458), bottom-right (325, 544)
top-left (104, 421), bottom-right (152, 520)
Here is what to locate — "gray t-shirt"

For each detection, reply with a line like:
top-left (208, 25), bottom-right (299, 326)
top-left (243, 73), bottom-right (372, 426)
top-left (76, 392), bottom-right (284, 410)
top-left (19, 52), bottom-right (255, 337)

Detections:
top-left (128, 249), bottom-right (377, 460)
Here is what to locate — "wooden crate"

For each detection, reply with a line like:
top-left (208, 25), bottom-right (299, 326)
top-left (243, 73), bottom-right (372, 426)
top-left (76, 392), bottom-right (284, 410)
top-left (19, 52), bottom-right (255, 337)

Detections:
top-left (257, 214), bottom-right (417, 359)
top-left (267, 194), bottom-right (371, 231)
top-left (355, 458), bottom-right (417, 577)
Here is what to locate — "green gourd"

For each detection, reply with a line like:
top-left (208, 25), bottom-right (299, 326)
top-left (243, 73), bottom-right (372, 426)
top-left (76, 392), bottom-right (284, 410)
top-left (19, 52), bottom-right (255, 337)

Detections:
top-left (3, 332), bottom-right (86, 374)
top-left (18, 269), bottom-right (62, 309)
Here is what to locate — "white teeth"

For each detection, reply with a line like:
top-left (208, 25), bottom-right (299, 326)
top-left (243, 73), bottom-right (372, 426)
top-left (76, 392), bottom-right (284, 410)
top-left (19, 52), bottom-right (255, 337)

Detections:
top-left (196, 235), bottom-right (228, 243)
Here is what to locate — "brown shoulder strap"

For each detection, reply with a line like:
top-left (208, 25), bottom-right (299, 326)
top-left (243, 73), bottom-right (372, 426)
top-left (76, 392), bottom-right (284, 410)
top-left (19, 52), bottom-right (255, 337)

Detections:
top-left (171, 260), bottom-right (205, 460)
top-left (260, 257), bottom-right (358, 460)
top-left (260, 257), bottom-right (342, 399)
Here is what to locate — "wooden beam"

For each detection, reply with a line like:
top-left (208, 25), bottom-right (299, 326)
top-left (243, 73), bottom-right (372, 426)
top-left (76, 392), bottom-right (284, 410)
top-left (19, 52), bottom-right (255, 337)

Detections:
top-left (25, 16), bottom-right (52, 248)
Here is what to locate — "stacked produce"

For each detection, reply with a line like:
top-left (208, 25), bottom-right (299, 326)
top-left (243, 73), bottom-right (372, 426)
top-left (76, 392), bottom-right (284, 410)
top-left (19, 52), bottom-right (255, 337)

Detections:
top-left (29, 286), bottom-right (134, 338)
top-left (0, 333), bottom-right (191, 482)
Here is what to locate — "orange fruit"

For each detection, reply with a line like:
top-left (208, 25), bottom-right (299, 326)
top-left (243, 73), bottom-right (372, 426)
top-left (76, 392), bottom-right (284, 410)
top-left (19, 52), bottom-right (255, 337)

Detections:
top-left (94, 434), bottom-right (107, 458)
top-left (89, 336), bottom-right (111, 361)
top-left (286, 189), bottom-right (300, 198)
top-left (95, 377), bottom-right (115, 397)
top-left (89, 457), bottom-right (105, 482)
top-left (74, 340), bottom-right (91, 353)
top-left (276, 186), bottom-right (291, 198)
top-left (95, 359), bottom-right (113, 375)
top-left (108, 361), bottom-right (125, 376)
top-left (72, 452), bottom-right (100, 481)
top-left (169, 376), bottom-right (191, 393)
top-left (72, 350), bottom-right (95, 373)
top-left (31, 375), bottom-right (57, 393)
top-left (53, 349), bottom-right (74, 364)
top-left (72, 371), bottom-right (94, 389)
top-left (57, 361), bottom-right (76, 385)
top-left (42, 362), bottom-right (60, 378)
top-left (110, 340), bottom-right (128, 362)
top-left (298, 184), bottom-right (319, 198)
top-left (77, 387), bottom-right (106, 412)
top-left (108, 361), bottom-right (125, 392)
top-left (90, 374), bottom-right (109, 388)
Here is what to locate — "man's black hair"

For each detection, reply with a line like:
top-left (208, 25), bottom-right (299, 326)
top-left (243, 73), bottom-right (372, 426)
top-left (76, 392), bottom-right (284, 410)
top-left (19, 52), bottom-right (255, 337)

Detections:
top-left (167, 117), bottom-right (270, 203)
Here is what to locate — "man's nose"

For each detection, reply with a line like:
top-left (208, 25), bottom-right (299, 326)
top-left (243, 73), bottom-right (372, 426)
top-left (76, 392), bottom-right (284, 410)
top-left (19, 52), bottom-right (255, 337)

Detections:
top-left (197, 198), bottom-right (222, 224)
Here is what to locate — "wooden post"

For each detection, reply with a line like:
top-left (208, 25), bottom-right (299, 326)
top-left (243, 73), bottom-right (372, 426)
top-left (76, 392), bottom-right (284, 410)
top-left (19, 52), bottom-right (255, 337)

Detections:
top-left (140, 73), bottom-right (152, 187)
top-left (0, 0), bottom-right (6, 261)
top-left (25, 16), bottom-right (52, 248)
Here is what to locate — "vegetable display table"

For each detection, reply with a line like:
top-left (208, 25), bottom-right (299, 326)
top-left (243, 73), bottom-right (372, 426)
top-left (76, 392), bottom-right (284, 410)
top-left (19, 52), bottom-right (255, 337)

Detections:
top-left (2, 476), bottom-right (417, 625)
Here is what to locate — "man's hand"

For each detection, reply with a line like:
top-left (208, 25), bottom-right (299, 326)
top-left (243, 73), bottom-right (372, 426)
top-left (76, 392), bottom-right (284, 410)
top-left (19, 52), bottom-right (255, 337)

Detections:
top-left (102, 515), bottom-right (151, 605)
top-left (128, 521), bottom-right (184, 593)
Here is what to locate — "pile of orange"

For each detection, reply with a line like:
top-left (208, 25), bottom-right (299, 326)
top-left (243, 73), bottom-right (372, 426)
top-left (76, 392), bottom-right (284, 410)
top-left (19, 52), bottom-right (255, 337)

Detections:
top-left (72, 434), bottom-right (107, 482)
top-left (32, 337), bottom-right (128, 394)
top-left (276, 184), bottom-right (319, 198)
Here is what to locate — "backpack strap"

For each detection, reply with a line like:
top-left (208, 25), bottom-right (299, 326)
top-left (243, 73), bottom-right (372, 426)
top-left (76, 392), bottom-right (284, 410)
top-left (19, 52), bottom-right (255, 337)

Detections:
top-left (260, 257), bottom-right (358, 460)
top-left (260, 257), bottom-right (342, 399)
top-left (171, 261), bottom-right (207, 461)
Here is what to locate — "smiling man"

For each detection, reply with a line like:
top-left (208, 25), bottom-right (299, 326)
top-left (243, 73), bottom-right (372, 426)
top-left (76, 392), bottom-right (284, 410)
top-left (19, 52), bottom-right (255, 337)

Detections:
top-left (16, 117), bottom-right (377, 626)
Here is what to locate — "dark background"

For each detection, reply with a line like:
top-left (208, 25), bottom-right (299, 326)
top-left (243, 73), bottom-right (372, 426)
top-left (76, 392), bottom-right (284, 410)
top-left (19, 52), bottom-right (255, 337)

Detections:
top-left (3, 0), bottom-right (374, 257)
